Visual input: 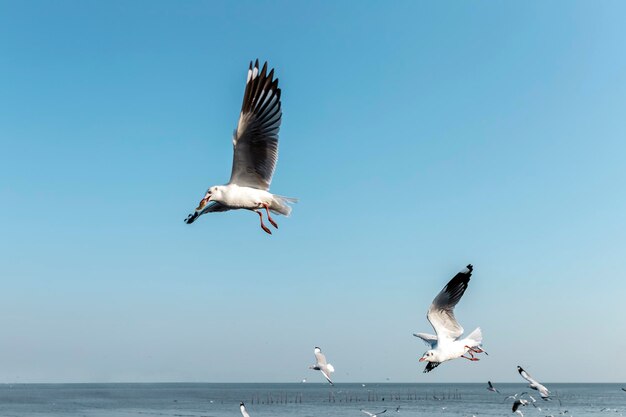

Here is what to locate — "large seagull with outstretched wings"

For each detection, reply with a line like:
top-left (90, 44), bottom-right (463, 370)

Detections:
top-left (415, 264), bottom-right (487, 373)
top-left (185, 60), bottom-right (296, 234)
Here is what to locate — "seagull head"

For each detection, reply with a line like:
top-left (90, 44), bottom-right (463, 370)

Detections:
top-left (419, 350), bottom-right (436, 362)
top-left (196, 186), bottom-right (224, 211)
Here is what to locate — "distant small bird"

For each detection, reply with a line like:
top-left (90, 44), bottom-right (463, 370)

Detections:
top-left (185, 60), bottom-right (296, 234)
top-left (487, 381), bottom-right (500, 393)
top-left (415, 264), bottom-right (486, 373)
top-left (517, 366), bottom-right (550, 399)
top-left (301, 378), bottom-right (306, 383)
top-left (512, 399), bottom-right (529, 416)
top-left (395, 406), bottom-right (400, 412)
top-left (503, 393), bottom-right (520, 402)
top-left (622, 387), bottom-right (626, 392)
top-left (240, 402), bottom-right (250, 417)
top-left (361, 409), bottom-right (387, 417)
top-left (309, 346), bottom-right (335, 385)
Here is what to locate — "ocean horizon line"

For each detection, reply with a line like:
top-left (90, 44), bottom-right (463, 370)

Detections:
top-left (0, 381), bottom-right (623, 385)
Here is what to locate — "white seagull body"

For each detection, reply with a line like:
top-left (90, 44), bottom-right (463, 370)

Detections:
top-left (517, 366), bottom-right (550, 399)
top-left (415, 264), bottom-right (486, 373)
top-left (309, 347), bottom-right (335, 385)
top-left (185, 60), bottom-right (296, 234)
top-left (239, 402), bottom-right (250, 417)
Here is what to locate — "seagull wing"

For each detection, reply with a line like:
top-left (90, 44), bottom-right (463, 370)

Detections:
top-left (413, 333), bottom-right (438, 348)
top-left (320, 368), bottom-right (334, 385)
top-left (229, 60), bottom-right (282, 190)
top-left (518, 367), bottom-right (550, 398)
top-left (315, 349), bottom-right (328, 367)
top-left (378, 410), bottom-right (387, 415)
top-left (203, 202), bottom-right (231, 213)
top-left (185, 202), bottom-right (231, 224)
top-left (423, 361), bottom-right (441, 373)
top-left (517, 366), bottom-right (538, 385)
top-left (487, 381), bottom-right (499, 392)
top-left (536, 385), bottom-right (550, 398)
top-left (511, 401), bottom-right (519, 413)
top-left (426, 265), bottom-right (473, 342)
top-left (240, 403), bottom-right (250, 417)
top-left (361, 411), bottom-right (375, 417)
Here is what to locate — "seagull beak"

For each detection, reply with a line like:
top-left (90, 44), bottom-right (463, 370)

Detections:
top-left (196, 193), bottom-right (211, 211)
top-left (419, 357), bottom-right (426, 362)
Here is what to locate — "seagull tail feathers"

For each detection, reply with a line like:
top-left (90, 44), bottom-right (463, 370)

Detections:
top-left (270, 195), bottom-right (298, 216)
top-left (465, 327), bottom-right (483, 346)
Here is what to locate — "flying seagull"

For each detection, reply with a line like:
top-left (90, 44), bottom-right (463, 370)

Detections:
top-left (361, 409), bottom-right (387, 417)
top-left (512, 399), bottom-right (529, 416)
top-left (185, 59), bottom-right (296, 234)
top-left (240, 402), bottom-right (250, 417)
top-left (487, 381), bottom-right (500, 393)
top-left (309, 346), bottom-right (335, 385)
top-left (415, 264), bottom-right (486, 373)
top-left (503, 393), bottom-right (521, 402)
top-left (521, 393), bottom-right (542, 411)
top-left (517, 366), bottom-right (550, 399)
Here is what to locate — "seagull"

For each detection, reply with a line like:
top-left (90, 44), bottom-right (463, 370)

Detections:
top-left (415, 264), bottom-right (486, 373)
top-left (487, 381), bottom-right (500, 393)
top-left (521, 393), bottom-right (542, 411)
top-left (309, 347), bottom-right (335, 385)
top-left (517, 366), bottom-right (550, 399)
top-left (512, 399), bottom-right (529, 416)
top-left (185, 59), bottom-right (296, 234)
top-left (240, 402), bottom-right (250, 417)
top-left (361, 409), bottom-right (387, 417)
top-left (504, 393), bottom-right (521, 402)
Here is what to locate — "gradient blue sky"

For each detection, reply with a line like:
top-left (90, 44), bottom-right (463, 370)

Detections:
top-left (2, 1), bottom-right (626, 383)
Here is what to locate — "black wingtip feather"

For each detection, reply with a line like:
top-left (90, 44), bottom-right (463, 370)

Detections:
top-left (423, 361), bottom-right (441, 373)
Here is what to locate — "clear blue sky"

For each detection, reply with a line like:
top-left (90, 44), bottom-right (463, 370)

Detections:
top-left (1, 1), bottom-right (626, 383)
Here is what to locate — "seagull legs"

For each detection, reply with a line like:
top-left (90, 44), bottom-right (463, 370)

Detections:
top-left (255, 210), bottom-right (272, 235)
top-left (461, 354), bottom-right (480, 361)
top-left (262, 203), bottom-right (278, 229)
top-left (469, 346), bottom-right (488, 355)
top-left (461, 346), bottom-right (481, 361)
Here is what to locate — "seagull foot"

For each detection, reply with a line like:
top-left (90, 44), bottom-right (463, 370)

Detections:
top-left (261, 203), bottom-right (278, 229)
top-left (261, 224), bottom-right (272, 235)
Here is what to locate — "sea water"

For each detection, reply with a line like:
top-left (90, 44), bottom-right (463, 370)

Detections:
top-left (0, 383), bottom-right (624, 417)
